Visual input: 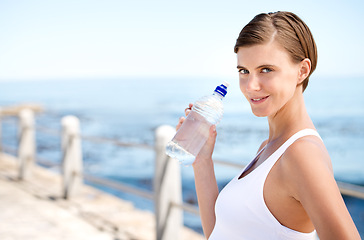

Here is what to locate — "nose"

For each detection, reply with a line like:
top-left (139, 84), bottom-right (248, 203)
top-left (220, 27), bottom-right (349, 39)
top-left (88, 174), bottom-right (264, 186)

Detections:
top-left (245, 74), bottom-right (261, 92)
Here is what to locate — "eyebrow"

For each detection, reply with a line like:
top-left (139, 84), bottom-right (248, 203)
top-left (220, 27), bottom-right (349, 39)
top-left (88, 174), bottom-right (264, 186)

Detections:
top-left (237, 64), bottom-right (276, 70)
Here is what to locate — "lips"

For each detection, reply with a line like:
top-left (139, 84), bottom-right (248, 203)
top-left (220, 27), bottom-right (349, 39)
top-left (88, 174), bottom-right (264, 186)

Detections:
top-left (251, 95), bottom-right (269, 103)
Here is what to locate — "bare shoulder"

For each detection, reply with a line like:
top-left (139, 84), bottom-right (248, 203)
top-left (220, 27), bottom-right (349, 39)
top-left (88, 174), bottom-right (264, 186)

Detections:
top-left (278, 136), bottom-right (361, 239)
top-left (282, 135), bottom-right (332, 174)
top-left (279, 135), bottom-right (333, 198)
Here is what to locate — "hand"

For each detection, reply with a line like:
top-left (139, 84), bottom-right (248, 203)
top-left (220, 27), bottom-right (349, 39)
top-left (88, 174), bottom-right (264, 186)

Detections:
top-left (176, 103), bottom-right (217, 166)
top-left (193, 124), bottom-right (217, 166)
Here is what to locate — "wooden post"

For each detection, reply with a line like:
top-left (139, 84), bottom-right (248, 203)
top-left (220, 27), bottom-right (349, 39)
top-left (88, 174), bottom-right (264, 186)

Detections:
top-left (154, 125), bottom-right (182, 240)
top-left (61, 116), bottom-right (83, 199)
top-left (18, 109), bottom-right (36, 180)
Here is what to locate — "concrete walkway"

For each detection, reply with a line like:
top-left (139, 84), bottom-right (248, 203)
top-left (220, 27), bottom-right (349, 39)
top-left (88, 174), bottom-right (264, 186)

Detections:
top-left (0, 174), bottom-right (113, 240)
top-left (0, 153), bottom-right (204, 240)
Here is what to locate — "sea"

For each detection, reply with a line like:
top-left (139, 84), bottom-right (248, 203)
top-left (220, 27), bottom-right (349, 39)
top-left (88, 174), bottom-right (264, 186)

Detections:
top-left (1, 75), bottom-right (363, 235)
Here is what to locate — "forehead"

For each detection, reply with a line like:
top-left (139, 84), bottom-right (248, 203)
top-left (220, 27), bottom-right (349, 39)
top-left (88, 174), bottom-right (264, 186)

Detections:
top-left (236, 41), bottom-right (292, 67)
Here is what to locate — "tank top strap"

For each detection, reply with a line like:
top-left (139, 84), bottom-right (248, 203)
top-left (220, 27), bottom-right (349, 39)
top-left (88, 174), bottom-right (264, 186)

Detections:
top-left (263, 129), bottom-right (322, 172)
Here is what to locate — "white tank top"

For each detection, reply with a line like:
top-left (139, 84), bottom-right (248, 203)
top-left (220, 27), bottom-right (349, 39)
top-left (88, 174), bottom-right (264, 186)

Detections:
top-left (209, 129), bottom-right (321, 240)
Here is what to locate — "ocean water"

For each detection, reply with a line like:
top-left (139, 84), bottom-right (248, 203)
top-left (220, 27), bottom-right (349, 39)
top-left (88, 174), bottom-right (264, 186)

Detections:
top-left (1, 76), bottom-right (364, 234)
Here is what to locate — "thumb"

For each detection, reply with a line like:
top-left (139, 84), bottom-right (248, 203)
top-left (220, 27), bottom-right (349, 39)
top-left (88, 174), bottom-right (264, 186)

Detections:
top-left (206, 125), bottom-right (217, 146)
top-left (196, 125), bottom-right (217, 159)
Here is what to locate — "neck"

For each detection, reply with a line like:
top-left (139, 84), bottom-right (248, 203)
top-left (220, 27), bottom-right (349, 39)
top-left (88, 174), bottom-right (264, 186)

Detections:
top-left (267, 88), bottom-right (314, 143)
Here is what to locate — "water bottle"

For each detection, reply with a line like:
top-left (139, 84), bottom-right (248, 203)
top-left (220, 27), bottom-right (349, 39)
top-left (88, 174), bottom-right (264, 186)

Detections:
top-left (165, 82), bottom-right (229, 165)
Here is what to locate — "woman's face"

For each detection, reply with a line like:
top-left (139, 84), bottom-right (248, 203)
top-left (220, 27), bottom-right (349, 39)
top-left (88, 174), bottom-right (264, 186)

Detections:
top-left (237, 40), bottom-right (302, 117)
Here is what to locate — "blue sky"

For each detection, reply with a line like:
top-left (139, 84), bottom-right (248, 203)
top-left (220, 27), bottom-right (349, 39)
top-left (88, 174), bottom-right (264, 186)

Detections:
top-left (0, 0), bottom-right (363, 81)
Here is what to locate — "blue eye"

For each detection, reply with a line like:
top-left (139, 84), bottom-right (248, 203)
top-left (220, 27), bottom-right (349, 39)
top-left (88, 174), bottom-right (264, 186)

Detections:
top-left (238, 69), bottom-right (249, 74)
top-left (261, 68), bottom-right (272, 73)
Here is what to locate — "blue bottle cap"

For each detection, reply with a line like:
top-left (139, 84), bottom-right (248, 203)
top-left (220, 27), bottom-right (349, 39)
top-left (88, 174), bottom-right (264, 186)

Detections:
top-left (214, 82), bottom-right (229, 97)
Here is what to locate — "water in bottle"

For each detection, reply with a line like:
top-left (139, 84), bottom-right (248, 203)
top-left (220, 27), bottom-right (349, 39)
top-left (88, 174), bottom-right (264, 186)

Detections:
top-left (165, 82), bottom-right (229, 165)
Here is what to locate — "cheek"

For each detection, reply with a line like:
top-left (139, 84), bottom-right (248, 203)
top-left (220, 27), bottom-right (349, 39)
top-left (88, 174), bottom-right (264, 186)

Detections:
top-left (284, 72), bottom-right (299, 91)
top-left (239, 78), bottom-right (248, 96)
top-left (239, 78), bottom-right (244, 92)
top-left (275, 74), bottom-right (298, 101)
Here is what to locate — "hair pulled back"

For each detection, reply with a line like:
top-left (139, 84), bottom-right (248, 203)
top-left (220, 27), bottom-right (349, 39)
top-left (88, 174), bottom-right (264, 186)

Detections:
top-left (234, 11), bottom-right (317, 92)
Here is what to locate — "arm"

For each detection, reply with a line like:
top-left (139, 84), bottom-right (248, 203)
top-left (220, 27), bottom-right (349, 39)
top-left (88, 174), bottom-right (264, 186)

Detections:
top-left (177, 104), bottom-right (219, 238)
top-left (193, 126), bottom-right (219, 238)
top-left (283, 139), bottom-right (361, 240)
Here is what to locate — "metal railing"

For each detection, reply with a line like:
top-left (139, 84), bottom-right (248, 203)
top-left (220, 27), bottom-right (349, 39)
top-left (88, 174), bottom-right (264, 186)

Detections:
top-left (36, 124), bottom-right (200, 216)
top-left (1, 108), bottom-right (364, 240)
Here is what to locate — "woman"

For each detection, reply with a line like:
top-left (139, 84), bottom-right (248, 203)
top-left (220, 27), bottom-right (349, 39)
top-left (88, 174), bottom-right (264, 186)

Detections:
top-left (177, 12), bottom-right (360, 240)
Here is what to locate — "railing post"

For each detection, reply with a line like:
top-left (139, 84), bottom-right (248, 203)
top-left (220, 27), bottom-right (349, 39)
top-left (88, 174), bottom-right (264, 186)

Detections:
top-left (154, 125), bottom-right (182, 240)
top-left (18, 109), bottom-right (36, 180)
top-left (61, 116), bottom-right (83, 199)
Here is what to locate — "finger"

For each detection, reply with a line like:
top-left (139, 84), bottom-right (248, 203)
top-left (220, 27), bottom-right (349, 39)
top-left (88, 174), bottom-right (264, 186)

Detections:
top-left (185, 103), bottom-right (193, 116)
top-left (196, 125), bottom-right (217, 160)
top-left (206, 125), bottom-right (217, 146)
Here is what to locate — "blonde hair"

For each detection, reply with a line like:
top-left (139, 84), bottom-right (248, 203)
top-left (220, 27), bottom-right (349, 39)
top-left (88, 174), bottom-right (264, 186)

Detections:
top-left (234, 12), bottom-right (317, 92)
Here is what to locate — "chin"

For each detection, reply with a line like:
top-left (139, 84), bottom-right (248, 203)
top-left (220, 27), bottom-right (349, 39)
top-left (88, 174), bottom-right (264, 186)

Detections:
top-left (250, 106), bottom-right (272, 117)
top-left (253, 113), bottom-right (268, 117)
top-left (251, 110), bottom-right (269, 117)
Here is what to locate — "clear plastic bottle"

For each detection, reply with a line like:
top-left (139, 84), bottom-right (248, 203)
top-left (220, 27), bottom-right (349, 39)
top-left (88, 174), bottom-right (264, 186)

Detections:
top-left (165, 82), bottom-right (229, 165)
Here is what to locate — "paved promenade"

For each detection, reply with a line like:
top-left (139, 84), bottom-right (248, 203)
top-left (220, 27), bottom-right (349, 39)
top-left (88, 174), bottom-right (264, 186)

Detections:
top-left (0, 153), bottom-right (204, 240)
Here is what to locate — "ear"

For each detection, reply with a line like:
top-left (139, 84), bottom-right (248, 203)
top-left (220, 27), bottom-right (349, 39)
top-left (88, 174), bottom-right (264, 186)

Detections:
top-left (297, 58), bottom-right (311, 84)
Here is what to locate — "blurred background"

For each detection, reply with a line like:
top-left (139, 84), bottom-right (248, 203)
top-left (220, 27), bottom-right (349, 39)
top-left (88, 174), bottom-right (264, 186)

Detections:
top-left (1, 0), bottom-right (363, 236)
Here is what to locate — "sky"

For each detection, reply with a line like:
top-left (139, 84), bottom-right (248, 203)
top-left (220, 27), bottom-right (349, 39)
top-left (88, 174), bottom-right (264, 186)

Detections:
top-left (0, 0), bottom-right (363, 81)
